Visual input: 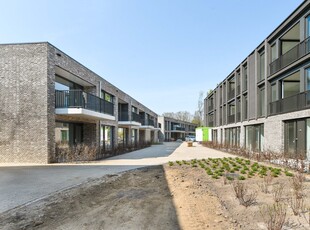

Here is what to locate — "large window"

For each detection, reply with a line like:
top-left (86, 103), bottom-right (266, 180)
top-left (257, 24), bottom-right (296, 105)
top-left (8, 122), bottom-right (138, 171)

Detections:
top-left (271, 43), bottom-right (277, 62)
top-left (245, 124), bottom-right (264, 152)
top-left (118, 127), bottom-right (128, 146)
top-left (271, 83), bottom-right (277, 102)
top-left (225, 127), bottom-right (240, 147)
top-left (243, 65), bottom-right (248, 91)
top-left (101, 125), bottom-right (114, 150)
top-left (243, 94), bottom-right (248, 121)
top-left (55, 121), bottom-right (83, 145)
top-left (101, 91), bottom-right (114, 103)
top-left (258, 86), bottom-right (265, 117)
top-left (281, 71), bottom-right (300, 98)
top-left (307, 15), bottom-right (310, 37)
top-left (258, 50), bottom-right (265, 82)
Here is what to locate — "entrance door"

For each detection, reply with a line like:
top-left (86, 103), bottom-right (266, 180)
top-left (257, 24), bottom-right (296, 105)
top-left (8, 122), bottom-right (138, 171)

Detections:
top-left (285, 120), bottom-right (306, 158)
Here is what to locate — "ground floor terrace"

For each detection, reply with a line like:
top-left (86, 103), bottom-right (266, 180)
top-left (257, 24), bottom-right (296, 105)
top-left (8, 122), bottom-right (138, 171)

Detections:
top-left (54, 118), bottom-right (159, 163)
top-left (210, 109), bottom-right (310, 163)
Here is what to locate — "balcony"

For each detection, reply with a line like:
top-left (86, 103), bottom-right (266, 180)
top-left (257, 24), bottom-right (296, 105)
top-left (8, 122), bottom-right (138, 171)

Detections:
top-left (269, 91), bottom-right (310, 116)
top-left (140, 118), bottom-right (155, 129)
top-left (208, 121), bottom-right (214, 127)
top-left (236, 112), bottom-right (241, 122)
top-left (228, 114), bottom-right (235, 124)
top-left (55, 90), bottom-right (115, 120)
top-left (228, 89), bottom-right (235, 100)
top-left (208, 103), bottom-right (214, 111)
top-left (270, 37), bottom-right (310, 75)
top-left (171, 126), bottom-right (185, 132)
top-left (118, 111), bottom-right (141, 126)
top-left (236, 85), bottom-right (240, 95)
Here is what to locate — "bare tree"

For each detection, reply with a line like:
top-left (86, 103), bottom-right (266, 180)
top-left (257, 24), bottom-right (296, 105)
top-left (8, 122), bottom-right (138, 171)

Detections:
top-left (162, 111), bottom-right (192, 122)
top-left (192, 91), bottom-right (205, 126)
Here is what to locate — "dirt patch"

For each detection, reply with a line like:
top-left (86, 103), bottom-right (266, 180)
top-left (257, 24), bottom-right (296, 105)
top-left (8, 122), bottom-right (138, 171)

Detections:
top-left (0, 162), bottom-right (309, 230)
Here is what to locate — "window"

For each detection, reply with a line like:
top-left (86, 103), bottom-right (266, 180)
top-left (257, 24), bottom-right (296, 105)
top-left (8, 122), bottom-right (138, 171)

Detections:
top-left (228, 76), bottom-right (235, 100)
top-left (243, 94), bottom-right (248, 120)
top-left (118, 128), bottom-right (127, 145)
top-left (243, 65), bottom-right (248, 91)
top-left (307, 15), bottom-right (310, 37)
top-left (101, 125), bottom-right (114, 149)
top-left (306, 68), bottom-right (310, 91)
top-left (132, 106), bottom-right (138, 113)
top-left (281, 71), bottom-right (300, 98)
top-left (271, 43), bottom-right (277, 62)
top-left (245, 124), bottom-right (264, 152)
top-left (280, 23), bottom-right (300, 55)
top-left (271, 83), bottom-right (277, 102)
top-left (55, 75), bottom-right (83, 90)
top-left (101, 91), bottom-right (114, 103)
top-left (224, 127), bottom-right (240, 147)
top-left (55, 122), bottom-right (83, 145)
top-left (258, 86), bottom-right (265, 117)
top-left (258, 50), bottom-right (265, 82)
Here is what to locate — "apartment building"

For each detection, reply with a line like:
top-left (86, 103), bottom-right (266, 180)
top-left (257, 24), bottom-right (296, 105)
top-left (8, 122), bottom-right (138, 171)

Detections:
top-left (158, 116), bottom-right (197, 141)
top-left (204, 1), bottom-right (310, 161)
top-left (0, 42), bottom-right (159, 163)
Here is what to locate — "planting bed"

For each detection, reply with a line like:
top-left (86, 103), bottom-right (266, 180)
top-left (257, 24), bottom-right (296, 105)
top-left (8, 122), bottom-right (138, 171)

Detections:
top-left (168, 157), bottom-right (310, 229)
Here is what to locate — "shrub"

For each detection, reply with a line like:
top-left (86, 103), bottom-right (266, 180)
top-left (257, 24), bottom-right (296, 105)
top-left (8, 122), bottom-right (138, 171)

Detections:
top-left (168, 161), bottom-right (174, 166)
top-left (260, 203), bottom-right (287, 230)
top-left (232, 181), bottom-right (257, 207)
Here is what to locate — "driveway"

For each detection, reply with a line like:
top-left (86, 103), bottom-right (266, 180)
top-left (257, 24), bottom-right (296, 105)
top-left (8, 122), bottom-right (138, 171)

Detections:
top-left (0, 142), bottom-right (234, 213)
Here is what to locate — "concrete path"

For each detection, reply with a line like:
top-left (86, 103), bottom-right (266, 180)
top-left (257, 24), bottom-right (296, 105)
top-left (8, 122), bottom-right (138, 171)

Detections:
top-left (0, 142), bottom-right (233, 214)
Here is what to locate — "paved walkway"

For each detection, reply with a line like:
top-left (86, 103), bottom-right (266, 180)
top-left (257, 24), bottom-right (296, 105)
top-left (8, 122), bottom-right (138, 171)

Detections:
top-left (0, 142), bottom-right (234, 213)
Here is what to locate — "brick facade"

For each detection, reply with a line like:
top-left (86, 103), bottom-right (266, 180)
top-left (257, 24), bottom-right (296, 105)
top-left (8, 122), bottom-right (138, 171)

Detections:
top-left (0, 42), bottom-right (159, 163)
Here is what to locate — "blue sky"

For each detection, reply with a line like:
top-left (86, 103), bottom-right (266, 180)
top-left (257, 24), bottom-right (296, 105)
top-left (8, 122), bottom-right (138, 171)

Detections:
top-left (0, 0), bottom-right (304, 115)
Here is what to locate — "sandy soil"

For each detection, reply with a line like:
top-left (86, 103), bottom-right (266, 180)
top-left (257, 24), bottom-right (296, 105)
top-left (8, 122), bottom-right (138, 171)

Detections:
top-left (0, 164), bottom-right (309, 230)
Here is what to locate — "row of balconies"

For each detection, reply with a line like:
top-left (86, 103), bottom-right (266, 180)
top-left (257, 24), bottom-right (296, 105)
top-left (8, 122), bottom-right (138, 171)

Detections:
top-left (55, 90), bottom-right (156, 127)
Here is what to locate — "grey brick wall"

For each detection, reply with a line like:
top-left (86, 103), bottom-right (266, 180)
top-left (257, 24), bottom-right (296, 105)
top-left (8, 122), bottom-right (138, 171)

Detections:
top-left (0, 43), bottom-right (49, 163)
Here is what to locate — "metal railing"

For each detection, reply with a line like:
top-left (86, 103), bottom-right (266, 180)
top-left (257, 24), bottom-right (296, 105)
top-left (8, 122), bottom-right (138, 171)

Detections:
top-left (269, 90), bottom-right (310, 116)
top-left (228, 114), bottom-right (235, 124)
top-left (228, 89), bottom-right (235, 100)
top-left (208, 121), bottom-right (214, 127)
top-left (141, 118), bottom-right (155, 126)
top-left (55, 90), bottom-right (114, 116)
top-left (132, 112), bottom-right (141, 122)
top-left (236, 85), bottom-right (240, 95)
top-left (119, 111), bottom-right (129, 121)
top-left (270, 37), bottom-right (310, 75)
top-left (208, 103), bottom-right (214, 111)
top-left (172, 126), bottom-right (185, 131)
top-left (236, 112), bottom-right (241, 122)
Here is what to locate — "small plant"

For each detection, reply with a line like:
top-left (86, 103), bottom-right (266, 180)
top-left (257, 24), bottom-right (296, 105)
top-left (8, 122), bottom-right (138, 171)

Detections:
top-left (260, 203), bottom-right (287, 230)
top-left (285, 170), bottom-right (293, 177)
top-left (238, 175), bottom-right (246, 180)
top-left (212, 174), bottom-right (219, 179)
top-left (176, 160), bottom-right (182, 166)
top-left (226, 176), bottom-right (234, 181)
top-left (168, 161), bottom-right (174, 166)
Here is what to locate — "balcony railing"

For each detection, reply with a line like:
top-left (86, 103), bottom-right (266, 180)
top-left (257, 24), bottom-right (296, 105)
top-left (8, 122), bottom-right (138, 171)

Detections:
top-left (172, 126), bottom-right (185, 131)
top-left (236, 112), bottom-right (241, 122)
top-left (236, 85), bottom-right (240, 95)
top-left (228, 114), bottom-right (235, 124)
top-left (228, 89), bottom-right (235, 100)
top-left (55, 90), bottom-right (114, 116)
top-left (208, 121), bottom-right (214, 127)
top-left (132, 112), bottom-right (141, 122)
top-left (269, 90), bottom-right (310, 116)
top-left (270, 37), bottom-right (310, 75)
top-left (141, 118), bottom-right (155, 126)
